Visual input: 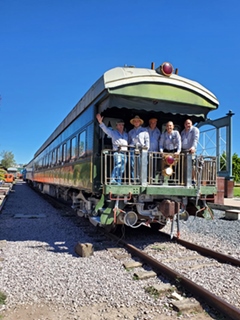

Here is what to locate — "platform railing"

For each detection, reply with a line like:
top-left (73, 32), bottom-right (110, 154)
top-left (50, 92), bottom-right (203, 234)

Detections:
top-left (101, 149), bottom-right (217, 187)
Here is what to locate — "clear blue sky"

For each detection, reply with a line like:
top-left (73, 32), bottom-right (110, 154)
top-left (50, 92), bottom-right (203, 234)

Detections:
top-left (0, 0), bottom-right (239, 165)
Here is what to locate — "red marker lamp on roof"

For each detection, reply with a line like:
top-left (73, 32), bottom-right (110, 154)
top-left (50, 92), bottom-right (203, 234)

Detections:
top-left (160, 62), bottom-right (174, 76)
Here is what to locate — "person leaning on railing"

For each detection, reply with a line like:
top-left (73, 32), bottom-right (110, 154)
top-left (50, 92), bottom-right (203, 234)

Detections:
top-left (128, 115), bottom-right (150, 181)
top-left (159, 121), bottom-right (181, 154)
top-left (146, 118), bottom-right (161, 180)
top-left (146, 118), bottom-right (161, 152)
top-left (181, 119), bottom-right (199, 154)
top-left (96, 113), bottom-right (128, 185)
top-left (181, 119), bottom-right (200, 184)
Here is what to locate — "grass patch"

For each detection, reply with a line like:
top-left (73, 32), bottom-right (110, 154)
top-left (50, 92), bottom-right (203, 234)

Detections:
top-left (145, 286), bottom-right (160, 299)
top-left (234, 186), bottom-right (240, 197)
top-left (144, 285), bottom-right (174, 299)
top-left (0, 291), bottom-right (7, 319)
top-left (133, 274), bottom-right (139, 280)
top-left (0, 291), bottom-right (6, 305)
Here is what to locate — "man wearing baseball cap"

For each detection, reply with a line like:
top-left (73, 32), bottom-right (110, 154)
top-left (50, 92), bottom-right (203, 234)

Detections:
top-left (96, 113), bottom-right (128, 185)
top-left (146, 118), bottom-right (161, 152)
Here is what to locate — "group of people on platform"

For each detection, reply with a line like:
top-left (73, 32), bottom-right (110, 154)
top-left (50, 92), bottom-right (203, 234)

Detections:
top-left (96, 114), bottom-right (199, 185)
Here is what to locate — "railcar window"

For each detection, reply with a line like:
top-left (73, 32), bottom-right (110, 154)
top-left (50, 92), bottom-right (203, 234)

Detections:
top-left (66, 140), bottom-right (71, 162)
top-left (62, 143), bottom-right (67, 162)
top-left (35, 159), bottom-right (39, 170)
top-left (47, 153), bottom-right (50, 167)
top-left (51, 149), bottom-right (56, 166)
top-left (78, 131), bottom-right (86, 157)
top-left (56, 146), bottom-right (61, 164)
top-left (70, 136), bottom-right (77, 160)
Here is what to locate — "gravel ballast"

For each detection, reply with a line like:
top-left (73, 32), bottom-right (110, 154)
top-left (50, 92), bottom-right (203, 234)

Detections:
top-left (0, 181), bottom-right (239, 320)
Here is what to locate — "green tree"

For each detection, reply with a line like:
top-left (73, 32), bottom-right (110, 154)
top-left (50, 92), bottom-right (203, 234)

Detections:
top-left (219, 151), bottom-right (240, 182)
top-left (0, 150), bottom-right (16, 168)
top-left (232, 153), bottom-right (240, 182)
top-left (220, 151), bottom-right (226, 171)
top-left (0, 168), bottom-right (7, 180)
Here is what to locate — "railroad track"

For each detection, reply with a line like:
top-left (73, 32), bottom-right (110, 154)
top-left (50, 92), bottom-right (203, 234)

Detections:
top-left (105, 231), bottom-right (240, 320)
top-left (35, 189), bottom-right (240, 319)
top-left (9, 185), bottom-right (239, 319)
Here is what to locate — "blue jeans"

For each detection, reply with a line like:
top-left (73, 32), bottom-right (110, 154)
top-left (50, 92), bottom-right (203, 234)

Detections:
top-left (111, 152), bottom-right (126, 184)
top-left (130, 149), bottom-right (141, 180)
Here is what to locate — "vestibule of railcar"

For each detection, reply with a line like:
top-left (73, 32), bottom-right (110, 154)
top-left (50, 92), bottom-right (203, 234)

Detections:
top-left (93, 94), bottom-right (218, 231)
top-left (97, 105), bottom-right (200, 137)
top-left (94, 96), bottom-right (216, 185)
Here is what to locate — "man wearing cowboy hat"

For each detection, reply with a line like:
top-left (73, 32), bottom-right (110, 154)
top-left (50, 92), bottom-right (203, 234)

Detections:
top-left (128, 115), bottom-right (150, 148)
top-left (96, 113), bottom-right (128, 185)
top-left (128, 115), bottom-right (150, 181)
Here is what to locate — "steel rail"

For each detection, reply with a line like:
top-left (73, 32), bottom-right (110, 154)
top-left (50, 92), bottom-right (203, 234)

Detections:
top-left (108, 233), bottom-right (240, 320)
top-left (159, 231), bottom-right (240, 267)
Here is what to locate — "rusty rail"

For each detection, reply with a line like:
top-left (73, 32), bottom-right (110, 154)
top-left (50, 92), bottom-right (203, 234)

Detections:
top-left (107, 232), bottom-right (240, 320)
top-left (159, 231), bottom-right (240, 267)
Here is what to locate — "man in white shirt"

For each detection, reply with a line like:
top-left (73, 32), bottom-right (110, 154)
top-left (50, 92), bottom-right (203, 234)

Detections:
top-left (128, 115), bottom-right (149, 181)
top-left (181, 119), bottom-right (199, 154)
top-left (96, 114), bottom-right (128, 185)
top-left (181, 119), bottom-right (200, 184)
top-left (146, 118), bottom-right (161, 152)
top-left (159, 121), bottom-right (181, 154)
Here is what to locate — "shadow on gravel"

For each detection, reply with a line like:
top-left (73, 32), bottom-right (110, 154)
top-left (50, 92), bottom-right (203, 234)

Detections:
top-left (0, 182), bottom-right (185, 257)
top-left (0, 182), bottom-right (103, 257)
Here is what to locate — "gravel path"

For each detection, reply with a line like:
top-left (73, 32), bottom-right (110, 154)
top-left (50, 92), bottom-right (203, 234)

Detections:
top-left (0, 181), bottom-right (239, 320)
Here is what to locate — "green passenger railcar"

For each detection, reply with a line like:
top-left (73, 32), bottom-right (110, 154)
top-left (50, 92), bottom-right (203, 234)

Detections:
top-left (26, 61), bottom-right (219, 237)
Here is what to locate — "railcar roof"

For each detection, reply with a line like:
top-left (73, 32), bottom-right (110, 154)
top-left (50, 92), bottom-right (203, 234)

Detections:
top-left (34, 65), bottom-right (219, 158)
top-left (103, 67), bottom-right (218, 105)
